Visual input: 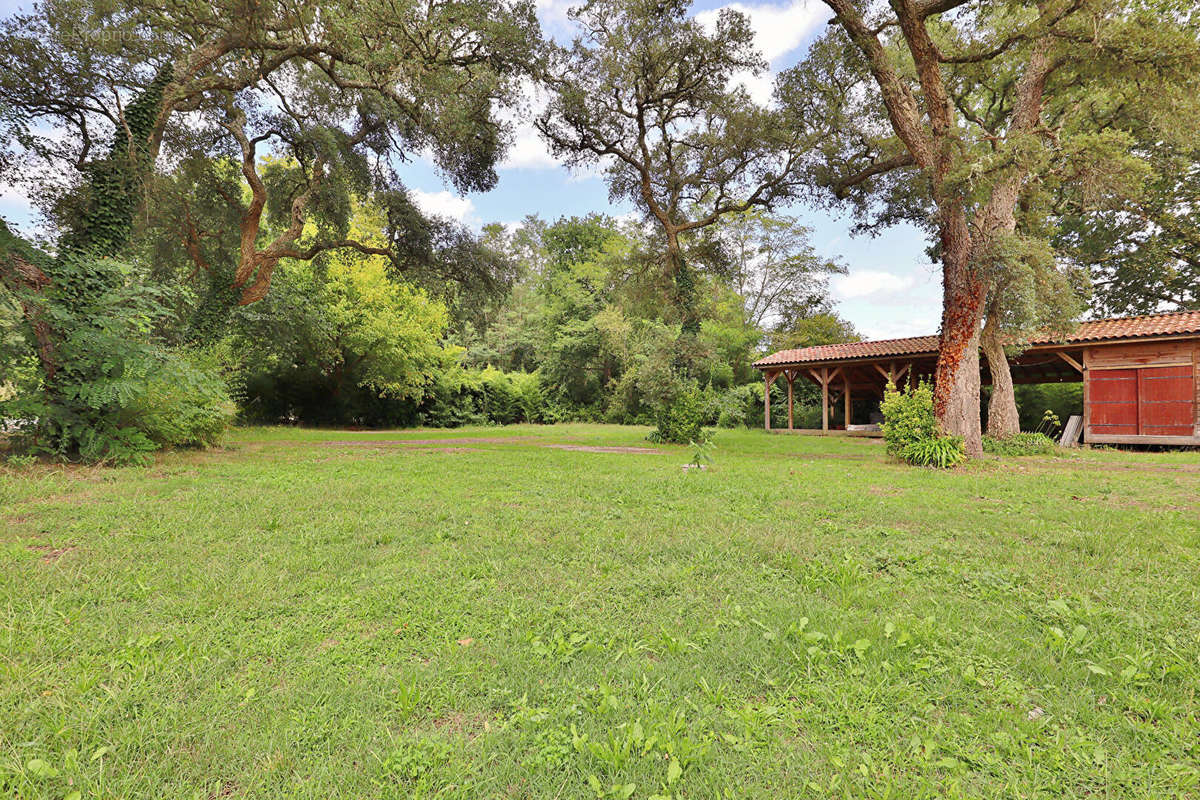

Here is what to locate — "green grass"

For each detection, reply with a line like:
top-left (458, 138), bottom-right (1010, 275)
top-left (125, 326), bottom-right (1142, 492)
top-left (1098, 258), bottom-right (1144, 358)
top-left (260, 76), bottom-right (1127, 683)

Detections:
top-left (2, 424), bottom-right (1198, 799)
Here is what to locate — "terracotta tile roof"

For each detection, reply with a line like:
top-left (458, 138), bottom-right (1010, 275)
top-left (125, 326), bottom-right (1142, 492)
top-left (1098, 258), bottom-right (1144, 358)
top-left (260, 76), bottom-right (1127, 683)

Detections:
top-left (753, 309), bottom-right (1200, 368)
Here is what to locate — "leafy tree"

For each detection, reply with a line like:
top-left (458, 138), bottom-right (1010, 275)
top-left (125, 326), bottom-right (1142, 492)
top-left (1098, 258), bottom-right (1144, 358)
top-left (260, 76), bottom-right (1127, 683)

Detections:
top-left (705, 208), bottom-right (845, 330)
top-left (535, 215), bottom-right (626, 406)
top-left (1055, 135), bottom-right (1200, 316)
top-left (229, 230), bottom-right (453, 424)
top-left (0, 0), bottom-right (541, 452)
top-left (767, 305), bottom-right (860, 353)
top-left (138, 155), bottom-right (247, 343)
top-left (779, 0), bottom-right (1200, 452)
top-left (535, 0), bottom-right (809, 353)
top-left (0, 0), bottom-right (540, 303)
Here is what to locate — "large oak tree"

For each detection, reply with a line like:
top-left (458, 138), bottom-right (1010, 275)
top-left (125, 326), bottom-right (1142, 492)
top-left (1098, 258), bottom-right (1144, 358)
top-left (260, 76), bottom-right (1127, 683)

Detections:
top-left (535, 0), bottom-right (810, 365)
top-left (779, 0), bottom-right (1200, 452)
top-left (0, 0), bottom-right (540, 451)
top-left (0, 0), bottom-right (539, 304)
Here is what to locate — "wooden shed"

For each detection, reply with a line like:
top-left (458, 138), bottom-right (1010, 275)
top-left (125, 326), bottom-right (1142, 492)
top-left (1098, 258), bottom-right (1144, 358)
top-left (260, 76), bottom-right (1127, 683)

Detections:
top-left (752, 310), bottom-right (1200, 446)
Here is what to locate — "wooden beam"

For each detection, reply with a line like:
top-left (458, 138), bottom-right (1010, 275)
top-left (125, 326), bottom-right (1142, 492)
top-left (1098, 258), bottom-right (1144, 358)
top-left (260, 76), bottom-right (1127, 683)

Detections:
top-left (873, 363), bottom-right (891, 380)
top-left (1082, 348), bottom-right (1092, 437)
top-left (763, 371), bottom-right (772, 431)
top-left (1056, 351), bottom-right (1084, 373)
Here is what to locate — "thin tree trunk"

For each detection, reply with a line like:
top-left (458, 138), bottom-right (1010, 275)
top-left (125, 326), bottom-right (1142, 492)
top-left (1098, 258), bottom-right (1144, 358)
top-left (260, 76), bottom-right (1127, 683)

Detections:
top-left (981, 298), bottom-right (1020, 438)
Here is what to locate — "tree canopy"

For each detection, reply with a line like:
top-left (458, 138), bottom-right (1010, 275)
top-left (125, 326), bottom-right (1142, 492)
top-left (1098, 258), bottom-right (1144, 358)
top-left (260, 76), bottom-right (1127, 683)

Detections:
top-left (536, 0), bottom-right (811, 340)
top-left (0, 0), bottom-right (540, 303)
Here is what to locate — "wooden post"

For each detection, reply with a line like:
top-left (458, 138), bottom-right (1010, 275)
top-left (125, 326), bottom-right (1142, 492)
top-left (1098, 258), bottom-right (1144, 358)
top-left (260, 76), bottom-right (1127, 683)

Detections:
top-left (821, 367), bottom-right (829, 431)
top-left (844, 376), bottom-right (852, 428)
top-left (763, 371), bottom-right (772, 431)
top-left (786, 371), bottom-right (794, 430)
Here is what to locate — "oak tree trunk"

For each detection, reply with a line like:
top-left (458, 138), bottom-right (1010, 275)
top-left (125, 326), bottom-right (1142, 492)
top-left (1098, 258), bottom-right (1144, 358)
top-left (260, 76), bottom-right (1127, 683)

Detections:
top-left (981, 301), bottom-right (1020, 438)
top-left (932, 210), bottom-right (986, 456)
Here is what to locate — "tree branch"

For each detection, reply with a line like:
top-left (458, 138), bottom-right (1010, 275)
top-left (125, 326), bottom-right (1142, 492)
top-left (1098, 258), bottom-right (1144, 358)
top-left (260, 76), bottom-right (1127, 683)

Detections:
top-left (832, 151), bottom-right (917, 197)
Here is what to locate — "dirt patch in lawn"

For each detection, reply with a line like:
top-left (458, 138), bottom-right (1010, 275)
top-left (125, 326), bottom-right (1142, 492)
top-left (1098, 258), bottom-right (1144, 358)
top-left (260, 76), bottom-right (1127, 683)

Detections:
top-left (209, 779), bottom-right (239, 798)
top-left (541, 444), bottom-right (663, 454)
top-left (316, 437), bottom-right (533, 447)
top-left (1020, 458), bottom-right (1200, 475)
top-left (28, 544), bottom-right (76, 563)
top-left (428, 711), bottom-right (492, 740)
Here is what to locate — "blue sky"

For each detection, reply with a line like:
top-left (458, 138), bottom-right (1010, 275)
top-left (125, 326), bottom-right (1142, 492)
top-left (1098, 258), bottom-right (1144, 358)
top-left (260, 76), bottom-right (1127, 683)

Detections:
top-left (0, 0), bottom-right (942, 340)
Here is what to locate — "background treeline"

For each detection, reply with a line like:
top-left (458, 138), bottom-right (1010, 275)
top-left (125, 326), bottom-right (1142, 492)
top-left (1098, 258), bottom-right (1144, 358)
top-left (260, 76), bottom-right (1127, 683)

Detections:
top-left (212, 207), bottom-right (853, 430)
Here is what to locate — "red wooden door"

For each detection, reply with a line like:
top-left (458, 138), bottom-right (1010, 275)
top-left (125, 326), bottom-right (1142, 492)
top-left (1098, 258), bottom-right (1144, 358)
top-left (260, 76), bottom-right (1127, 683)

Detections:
top-left (1138, 365), bottom-right (1195, 436)
top-left (1089, 368), bottom-right (1139, 435)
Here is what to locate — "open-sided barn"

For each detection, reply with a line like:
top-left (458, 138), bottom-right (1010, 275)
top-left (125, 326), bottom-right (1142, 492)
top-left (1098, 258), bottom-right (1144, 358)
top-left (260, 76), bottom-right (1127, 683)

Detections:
top-left (752, 310), bottom-right (1200, 446)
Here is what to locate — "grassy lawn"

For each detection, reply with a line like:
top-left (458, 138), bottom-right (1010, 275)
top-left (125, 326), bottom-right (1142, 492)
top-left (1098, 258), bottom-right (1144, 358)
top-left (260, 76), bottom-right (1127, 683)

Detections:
top-left (2, 425), bottom-right (1198, 799)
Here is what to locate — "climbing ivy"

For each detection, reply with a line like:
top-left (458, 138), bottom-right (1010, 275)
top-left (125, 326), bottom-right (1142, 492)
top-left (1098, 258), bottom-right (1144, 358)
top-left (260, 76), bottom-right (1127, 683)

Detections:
top-left (57, 65), bottom-right (172, 259)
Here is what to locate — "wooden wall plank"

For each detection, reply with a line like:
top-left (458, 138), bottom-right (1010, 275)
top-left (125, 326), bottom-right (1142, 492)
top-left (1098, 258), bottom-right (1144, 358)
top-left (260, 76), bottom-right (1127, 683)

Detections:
top-left (1086, 341), bottom-right (1194, 368)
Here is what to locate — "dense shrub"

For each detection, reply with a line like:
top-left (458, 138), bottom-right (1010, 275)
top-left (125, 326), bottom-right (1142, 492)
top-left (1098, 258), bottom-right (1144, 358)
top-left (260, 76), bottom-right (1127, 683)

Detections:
top-left (649, 384), bottom-right (710, 444)
top-left (879, 381), bottom-right (938, 457)
top-left (715, 384), bottom-right (760, 428)
top-left (982, 432), bottom-right (1057, 456)
top-left (0, 255), bottom-right (232, 464)
top-left (420, 367), bottom-right (548, 427)
top-left (880, 381), bottom-right (965, 468)
top-left (120, 351), bottom-right (233, 448)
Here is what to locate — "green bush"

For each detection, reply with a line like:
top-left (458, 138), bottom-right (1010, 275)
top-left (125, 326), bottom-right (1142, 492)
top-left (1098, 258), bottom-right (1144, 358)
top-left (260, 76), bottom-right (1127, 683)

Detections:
top-left (880, 381), bottom-right (965, 468)
top-left (901, 435), bottom-right (966, 468)
top-left (982, 432), bottom-right (1057, 456)
top-left (879, 381), bottom-right (938, 458)
top-left (715, 384), bottom-right (759, 428)
top-left (417, 367), bottom-right (552, 428)
top-left (121, 352), bottom-right (233, 448)
top-left (649, 384), bottom-right (710, 444)
top-left (1, 254), bottom-right (232, 465)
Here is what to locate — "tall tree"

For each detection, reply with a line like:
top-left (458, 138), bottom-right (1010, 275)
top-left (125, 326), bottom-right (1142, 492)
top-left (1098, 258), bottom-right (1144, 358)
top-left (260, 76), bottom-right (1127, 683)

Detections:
top-left (705, 208), bottom-right (845, 330)
top-left (0, 0), bottom-right (540, 452)
top-left (1055, 137), bottom-right (1200, 317)
top-left (779, 0), bottom-right (1200, 452)
top-left (0, 0), bottom-right (540, 304)
top-left (535, 0), bottom-right (810, 360)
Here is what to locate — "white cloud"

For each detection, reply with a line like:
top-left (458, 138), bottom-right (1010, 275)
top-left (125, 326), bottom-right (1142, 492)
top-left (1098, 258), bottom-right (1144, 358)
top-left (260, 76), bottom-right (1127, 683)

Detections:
top-left (409, 189), bottom-right (475, 223)
top-left (709, 0), bottom-right (829, 63)
top-left (535, 0), bottom-right (576, 34)
top-left (856, 317), bottom-right (938, 341)
top-left (696, 0), bottom-right (830, 103)
top-left (500, 118), bottom-right (560, 170)
top-left (831, 269), bottom-right (917, 300)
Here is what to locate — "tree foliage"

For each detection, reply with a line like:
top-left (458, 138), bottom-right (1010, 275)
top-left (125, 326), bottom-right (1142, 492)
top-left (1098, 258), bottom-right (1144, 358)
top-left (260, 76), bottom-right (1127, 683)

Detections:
top-left (536, 0), bottom-right (810, 342)
top-left (0, 0), bottom-right (541, 303)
